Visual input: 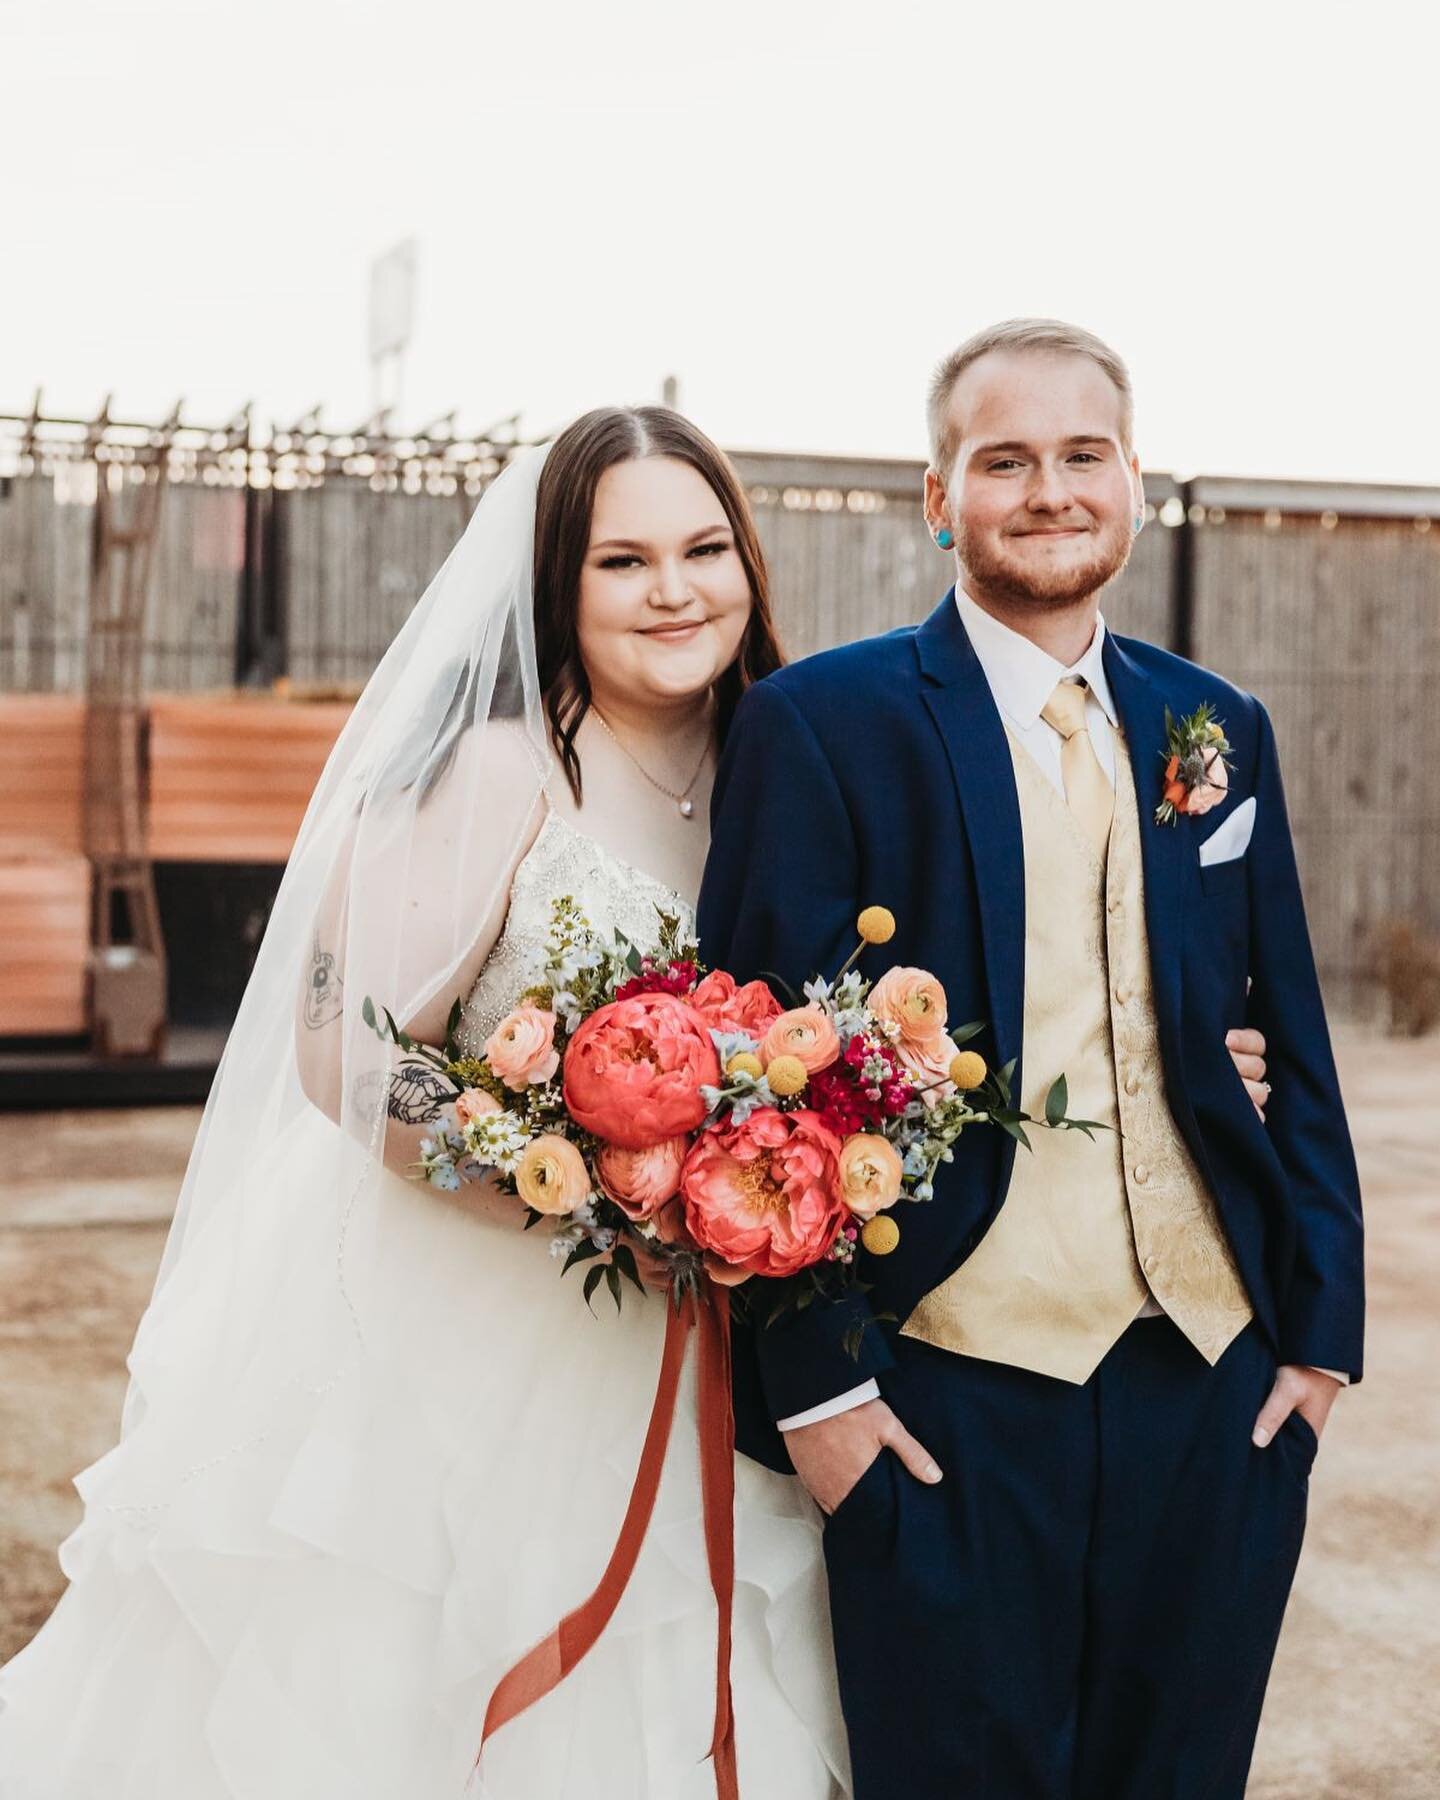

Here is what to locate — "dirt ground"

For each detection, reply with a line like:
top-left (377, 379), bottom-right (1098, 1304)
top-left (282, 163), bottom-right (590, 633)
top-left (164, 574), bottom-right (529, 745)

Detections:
top-left (1, 1028), bottom-right (1437, 1796)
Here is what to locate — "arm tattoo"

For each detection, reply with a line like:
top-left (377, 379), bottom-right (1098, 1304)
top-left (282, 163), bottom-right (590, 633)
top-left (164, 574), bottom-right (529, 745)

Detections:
top-left (387, 1060), bottom-right (452, 1124)
top-left (304, 931), bottom-right (345, 1029)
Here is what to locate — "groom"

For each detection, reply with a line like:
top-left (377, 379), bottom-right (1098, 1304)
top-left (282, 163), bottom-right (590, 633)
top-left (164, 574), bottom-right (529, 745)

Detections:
top-left (697, 319), bottom-right (1364, 1798)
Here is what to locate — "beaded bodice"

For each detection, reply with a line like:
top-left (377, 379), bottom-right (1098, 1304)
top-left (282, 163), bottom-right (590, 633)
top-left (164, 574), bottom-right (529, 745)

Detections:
top-left (454, 809), bottom-right (695, 1055)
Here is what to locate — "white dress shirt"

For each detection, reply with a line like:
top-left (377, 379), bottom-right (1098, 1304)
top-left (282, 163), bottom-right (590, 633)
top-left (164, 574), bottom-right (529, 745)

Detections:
top-left (776, 592), bottom-right (1342, 1433)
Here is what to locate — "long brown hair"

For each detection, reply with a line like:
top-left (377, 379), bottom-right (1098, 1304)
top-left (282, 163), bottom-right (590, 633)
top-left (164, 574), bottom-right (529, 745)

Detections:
top-left (533, 406), bottom-right (784, 804)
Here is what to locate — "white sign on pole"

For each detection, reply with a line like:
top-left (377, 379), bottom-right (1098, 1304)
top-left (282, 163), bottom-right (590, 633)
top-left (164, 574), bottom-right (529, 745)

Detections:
top-left (369, 239), bottom-right (418, 363)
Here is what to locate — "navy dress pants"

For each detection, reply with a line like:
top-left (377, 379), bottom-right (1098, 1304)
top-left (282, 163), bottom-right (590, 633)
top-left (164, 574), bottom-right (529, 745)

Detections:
top-left (822, 1318), bottom-right (1313, 1799)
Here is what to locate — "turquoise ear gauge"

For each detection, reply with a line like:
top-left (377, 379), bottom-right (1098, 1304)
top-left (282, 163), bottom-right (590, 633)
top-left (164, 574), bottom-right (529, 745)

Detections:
top-left (936, 527), bottom-right (955, 550)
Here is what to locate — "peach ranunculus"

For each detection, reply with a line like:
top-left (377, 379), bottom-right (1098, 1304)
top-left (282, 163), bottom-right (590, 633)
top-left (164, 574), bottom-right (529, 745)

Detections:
top-left (680, 1108), bottom-right (846, 1280)
top-left (484, 1004), bottom-right (561, 1090)
top-left (836, 1133), bottom-right (904, 1220)
top-left (758, 1006), bottom-right (840, 1077)
top-left (690, 971), bottom-right (784, 1040)
top-left (454, 1087), bottom-right (502, 1128)
top-left (514, 1133), bottom-right (592, 1215)
top-left (595, 1136), bottom-right (688, 1220)
top-left (868, 967), bottom-right (950, 1054)
top-left (563, 993), bottom-right (721, 1150)
top-left (867, 966), bottom-right (956, 1102)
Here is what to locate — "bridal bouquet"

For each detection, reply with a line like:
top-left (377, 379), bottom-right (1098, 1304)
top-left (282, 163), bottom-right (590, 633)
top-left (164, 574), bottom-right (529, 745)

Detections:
top-left (367, 899), bottom-right (1100, 1796)
top-left (365, 897), bottom-right (1098, 1332)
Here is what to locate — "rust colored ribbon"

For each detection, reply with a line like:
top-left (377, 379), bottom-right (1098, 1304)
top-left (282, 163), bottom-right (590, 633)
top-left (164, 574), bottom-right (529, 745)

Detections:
top-left (476, 1286), bottom-right (738, 1800)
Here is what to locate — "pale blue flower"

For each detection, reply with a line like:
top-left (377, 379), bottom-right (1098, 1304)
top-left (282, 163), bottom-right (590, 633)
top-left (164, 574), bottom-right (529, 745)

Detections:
top-left (709, 1028), bottom-right (759, 1064)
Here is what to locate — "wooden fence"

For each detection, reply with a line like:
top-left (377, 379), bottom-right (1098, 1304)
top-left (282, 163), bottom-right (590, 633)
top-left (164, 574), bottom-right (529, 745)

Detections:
top-left (1, 454), bottom-right (1436, 1017)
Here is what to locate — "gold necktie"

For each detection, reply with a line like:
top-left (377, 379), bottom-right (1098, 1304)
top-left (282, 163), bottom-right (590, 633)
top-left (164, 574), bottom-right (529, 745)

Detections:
top-left (1040, 679), bottom-right (1113, 860)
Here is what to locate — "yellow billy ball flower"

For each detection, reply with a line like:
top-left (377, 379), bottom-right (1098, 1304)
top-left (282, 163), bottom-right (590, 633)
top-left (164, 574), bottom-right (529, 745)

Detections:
top-left (726, 1051), bottom-right (763, 1081)
top-left (949, 1050), bottom-right (987, 1091)
top-left (857, 906), bottom-right (896, 945)
top-left (860, 1214), bottom-right (901, 1255)
top-left (766, 1054), bottom-right (809, 1098)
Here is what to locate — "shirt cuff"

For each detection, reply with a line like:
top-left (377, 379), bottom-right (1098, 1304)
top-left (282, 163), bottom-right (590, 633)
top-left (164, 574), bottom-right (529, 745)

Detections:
top-left (777, 1379), bottom-right (881, 1432)
top-left (1308, 1366), bottom-right (1350, 1386)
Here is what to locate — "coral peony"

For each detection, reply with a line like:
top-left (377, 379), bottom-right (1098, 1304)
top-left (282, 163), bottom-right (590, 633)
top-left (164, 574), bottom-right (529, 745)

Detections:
top-left (759, 1005), bottom-right (840, 1076)
top-left (596, 1136), bottom-right (688, 1220)
top-left (836, 1133), bottom-right (904, 1219)
top-left (690, 971), bottom-right (783, 1039)
top-left (515, 1134), bottom-right (592, 1215)
top-left (485, 1004), bottom-right (561, 1090)
top-left (563, 993), bottom-right (720, 1150)
top-left (681, 1108), bottom-right (846, 1280)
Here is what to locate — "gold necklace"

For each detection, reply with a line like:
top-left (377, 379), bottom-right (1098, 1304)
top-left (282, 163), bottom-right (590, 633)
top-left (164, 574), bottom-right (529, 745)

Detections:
top-left (591, 708), bottom-right (711, 819)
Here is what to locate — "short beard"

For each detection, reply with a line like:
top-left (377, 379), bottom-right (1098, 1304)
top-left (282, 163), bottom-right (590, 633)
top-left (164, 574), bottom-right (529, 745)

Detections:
top-left (955, 518), bottom-right (1133, 611)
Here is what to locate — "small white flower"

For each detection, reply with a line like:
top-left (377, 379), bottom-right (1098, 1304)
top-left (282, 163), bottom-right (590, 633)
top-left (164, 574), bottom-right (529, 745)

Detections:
top-left (463, 1108), bottom-right (532, 1175)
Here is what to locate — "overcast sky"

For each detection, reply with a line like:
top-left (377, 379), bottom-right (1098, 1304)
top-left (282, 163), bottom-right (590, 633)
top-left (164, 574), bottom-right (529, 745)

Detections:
top-left (3, 0), bottom-right (1435, 484)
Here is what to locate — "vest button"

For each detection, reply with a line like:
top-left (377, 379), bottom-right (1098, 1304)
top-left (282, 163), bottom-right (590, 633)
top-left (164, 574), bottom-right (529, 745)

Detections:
top-left (1108, 894), bottom-right (1123, 915)
top-left (1134, 1164), bottom-right (1151, 1186)
top-left (1113, 986), bottom-right (1129, 1007)
top-left (1124, 1073), bottom-right (1141, 1096)
top-left (1143, 1251), bottom-right (1160, 1276)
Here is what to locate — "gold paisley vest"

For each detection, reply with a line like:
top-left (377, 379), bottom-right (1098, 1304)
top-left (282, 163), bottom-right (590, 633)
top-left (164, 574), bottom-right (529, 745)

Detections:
top-left (901, 729), bottom-right (1253, 1384)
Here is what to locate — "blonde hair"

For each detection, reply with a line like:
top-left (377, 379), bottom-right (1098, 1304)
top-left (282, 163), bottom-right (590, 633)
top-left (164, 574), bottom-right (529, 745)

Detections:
top-left (927, 318), bottom-right (1134, 479)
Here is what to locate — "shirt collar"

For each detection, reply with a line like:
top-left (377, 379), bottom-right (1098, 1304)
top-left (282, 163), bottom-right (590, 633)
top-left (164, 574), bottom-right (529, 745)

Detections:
top-left (954, 586), bottom-right (1118, 731)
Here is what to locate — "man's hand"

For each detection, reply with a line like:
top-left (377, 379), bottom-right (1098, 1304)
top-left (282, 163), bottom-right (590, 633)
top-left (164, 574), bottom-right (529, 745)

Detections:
top-left (1252, 1363), bottom-right (1342, 1447)
top-left (785, 1397), bottom-right (942, 1515)
top-left (1226, 1026), bottom-right (1270, 1121)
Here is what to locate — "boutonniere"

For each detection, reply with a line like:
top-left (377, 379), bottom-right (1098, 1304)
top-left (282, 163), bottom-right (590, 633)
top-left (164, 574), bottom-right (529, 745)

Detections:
top-left (1155, 703), bottom-right (1232, 825)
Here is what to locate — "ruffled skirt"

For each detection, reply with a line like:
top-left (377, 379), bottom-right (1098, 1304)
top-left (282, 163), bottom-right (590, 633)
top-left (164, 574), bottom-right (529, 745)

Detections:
top-left (0, 1106), bottom-right (849, 1799)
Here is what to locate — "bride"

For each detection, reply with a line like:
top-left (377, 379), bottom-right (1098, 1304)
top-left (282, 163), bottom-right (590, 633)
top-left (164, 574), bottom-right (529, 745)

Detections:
top-left (0, 406), bottom-right (1270, 1799)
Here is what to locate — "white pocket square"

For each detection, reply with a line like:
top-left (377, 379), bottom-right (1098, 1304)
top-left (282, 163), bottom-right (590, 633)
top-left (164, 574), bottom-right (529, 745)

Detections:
top-left (1198, 796), bottom-right (1256, 866)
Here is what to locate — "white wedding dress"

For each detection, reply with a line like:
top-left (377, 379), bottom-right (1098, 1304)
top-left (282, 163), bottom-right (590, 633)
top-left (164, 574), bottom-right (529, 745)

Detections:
top-left (0, 809), bottom-right (849, 1799)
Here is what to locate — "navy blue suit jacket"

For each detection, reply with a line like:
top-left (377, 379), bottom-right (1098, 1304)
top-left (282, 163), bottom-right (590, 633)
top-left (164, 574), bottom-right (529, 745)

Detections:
top-left (697, 592), bottom-right (1365, 1473)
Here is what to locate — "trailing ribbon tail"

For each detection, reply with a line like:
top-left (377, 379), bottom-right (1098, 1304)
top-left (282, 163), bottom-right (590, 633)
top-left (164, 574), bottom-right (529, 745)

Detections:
top-left (476, 1288), bottom-right (739, 1800)
top-left (695, 1289), bottom-right (739, 1799)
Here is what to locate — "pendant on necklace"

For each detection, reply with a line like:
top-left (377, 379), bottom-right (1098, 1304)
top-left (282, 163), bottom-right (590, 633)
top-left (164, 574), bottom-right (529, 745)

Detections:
top-left (679, 798), bottom-right (695, 819)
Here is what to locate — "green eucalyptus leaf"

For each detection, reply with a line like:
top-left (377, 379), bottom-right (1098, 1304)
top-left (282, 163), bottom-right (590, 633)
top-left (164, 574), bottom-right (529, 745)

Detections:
top-left (1045, 1075), bottom-right (1068, 1128)
top-left (949, 1020), bottom-right (985, 1046)
top-left (605, 1263), bottom-right (622, 1311)
top-left (583, 1265), bottom-right (605, 1311)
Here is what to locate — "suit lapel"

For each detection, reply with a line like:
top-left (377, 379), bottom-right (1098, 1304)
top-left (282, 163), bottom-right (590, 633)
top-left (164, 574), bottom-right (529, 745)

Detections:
top-left (1102, 634), bottom-right (1190, 1075)
top-left (915, 595), bottom-right (1025, 1077)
